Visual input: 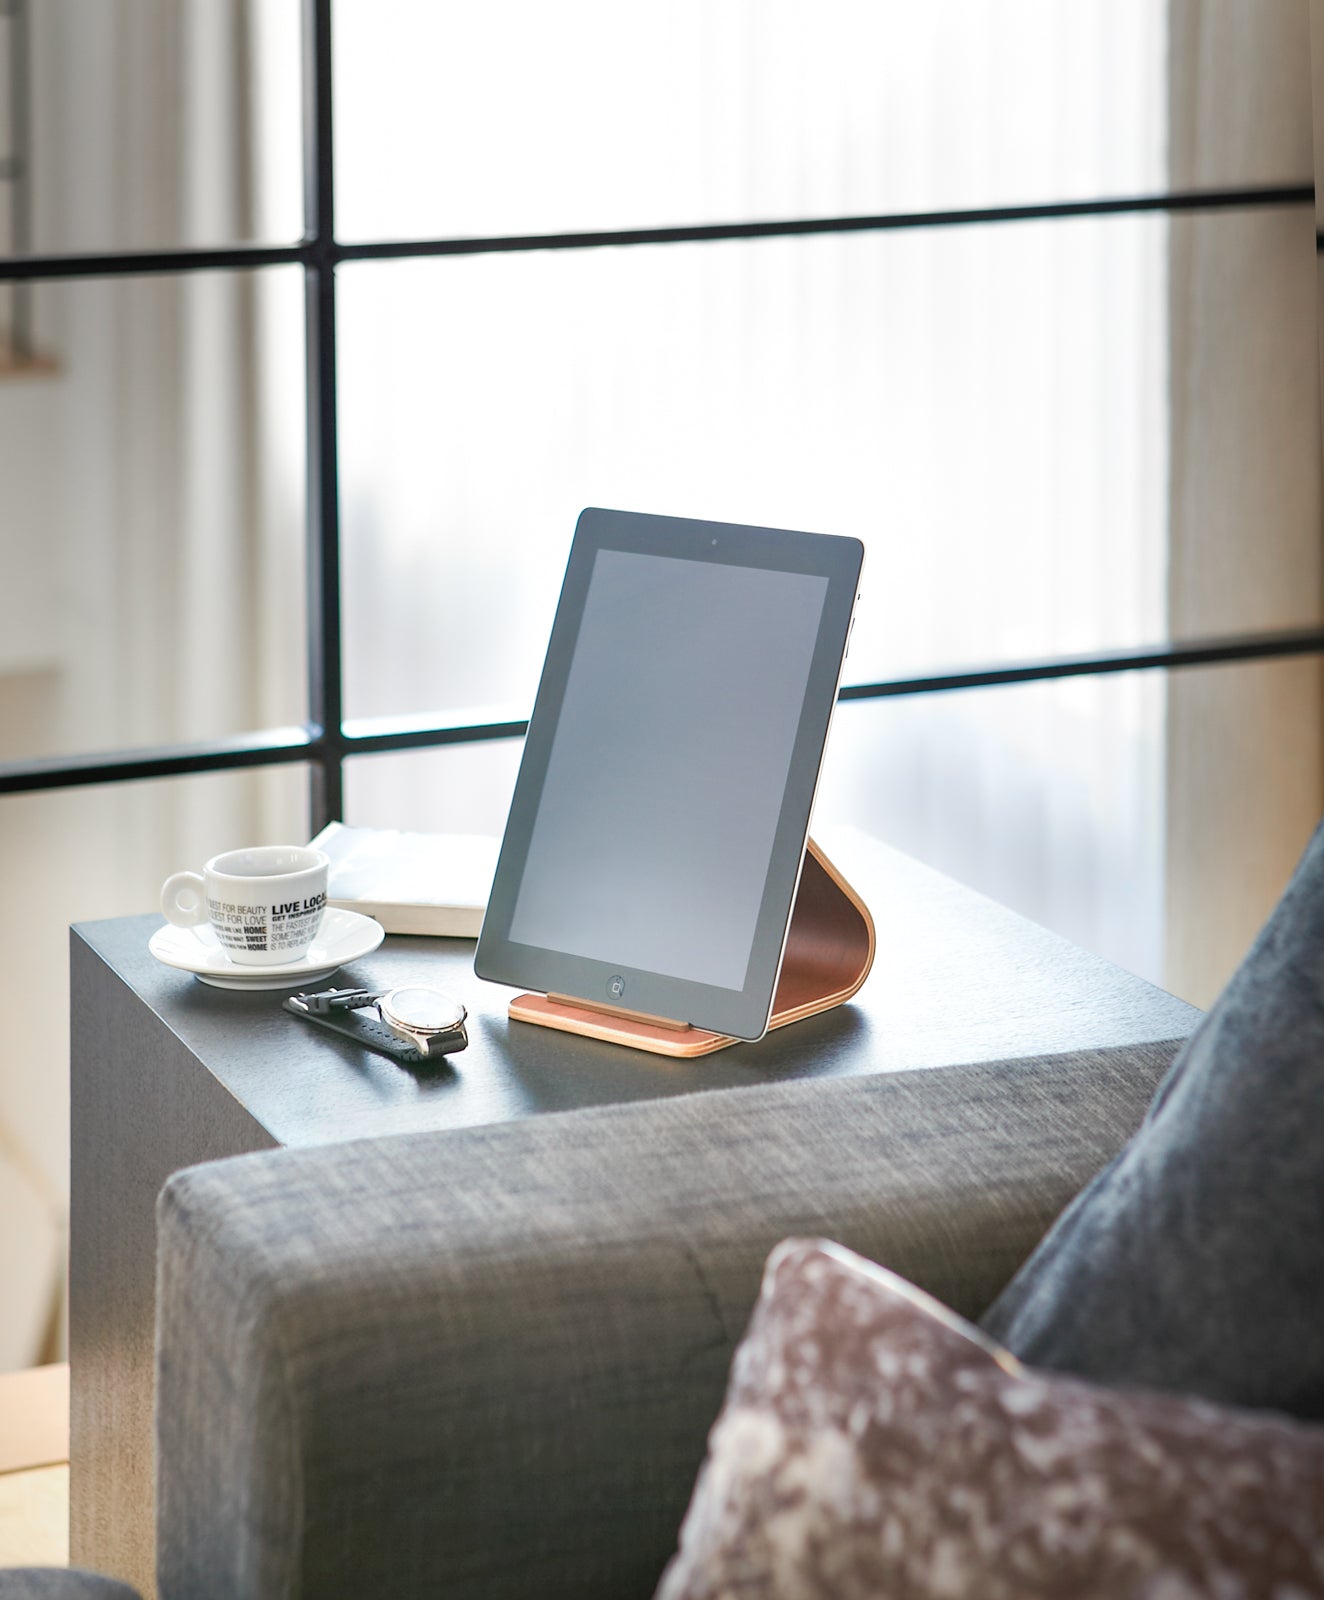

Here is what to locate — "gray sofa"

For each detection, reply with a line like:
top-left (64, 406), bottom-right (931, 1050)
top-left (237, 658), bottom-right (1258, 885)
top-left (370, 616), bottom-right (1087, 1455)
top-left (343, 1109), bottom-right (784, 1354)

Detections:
top-left (141, 1031), bottom-right (1188, 1600)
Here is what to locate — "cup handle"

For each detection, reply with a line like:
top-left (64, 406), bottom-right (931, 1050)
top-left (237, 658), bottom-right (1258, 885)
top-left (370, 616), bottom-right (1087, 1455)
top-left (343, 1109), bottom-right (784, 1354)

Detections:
top-left (161, 871), bottom-right (208, 928)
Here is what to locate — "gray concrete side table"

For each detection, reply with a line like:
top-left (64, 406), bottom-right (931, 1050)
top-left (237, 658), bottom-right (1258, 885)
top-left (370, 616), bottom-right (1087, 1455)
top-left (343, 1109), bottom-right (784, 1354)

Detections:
top-left (68, 828), bottom-right (1199, 1597)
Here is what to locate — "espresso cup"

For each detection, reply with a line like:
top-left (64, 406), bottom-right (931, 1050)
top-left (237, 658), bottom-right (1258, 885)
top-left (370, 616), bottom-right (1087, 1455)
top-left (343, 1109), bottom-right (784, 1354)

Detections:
top-left (161, 845), bottom-right (330, 966)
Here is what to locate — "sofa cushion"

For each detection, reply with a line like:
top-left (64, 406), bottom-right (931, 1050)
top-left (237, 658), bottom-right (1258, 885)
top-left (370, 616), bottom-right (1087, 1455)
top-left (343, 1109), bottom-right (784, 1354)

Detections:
top-left (981, 814), bottom-right (1324, 1417)
top-left (655, 1238), bottom-right (1324, 1600)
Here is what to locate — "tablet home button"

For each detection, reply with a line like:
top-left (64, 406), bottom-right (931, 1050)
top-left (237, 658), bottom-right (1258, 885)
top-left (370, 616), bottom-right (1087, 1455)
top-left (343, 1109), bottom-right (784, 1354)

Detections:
top-left (607, 975), bottom-right (626, 999)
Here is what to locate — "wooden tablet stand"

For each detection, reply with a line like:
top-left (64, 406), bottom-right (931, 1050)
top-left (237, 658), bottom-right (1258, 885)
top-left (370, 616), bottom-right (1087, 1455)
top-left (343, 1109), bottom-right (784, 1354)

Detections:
top-left (508, 838), bottom-right (875, 1058)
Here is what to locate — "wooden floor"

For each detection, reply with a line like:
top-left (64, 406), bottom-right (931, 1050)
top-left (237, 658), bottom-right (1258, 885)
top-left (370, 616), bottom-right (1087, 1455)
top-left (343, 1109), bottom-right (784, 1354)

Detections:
top-left (0, 1364), bottom-right (70, 1569)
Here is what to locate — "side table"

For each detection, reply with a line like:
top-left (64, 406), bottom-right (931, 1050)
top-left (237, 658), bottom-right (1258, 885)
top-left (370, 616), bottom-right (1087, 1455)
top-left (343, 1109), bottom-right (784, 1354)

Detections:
top-left (69, 828), bottom-right (1199, 1597)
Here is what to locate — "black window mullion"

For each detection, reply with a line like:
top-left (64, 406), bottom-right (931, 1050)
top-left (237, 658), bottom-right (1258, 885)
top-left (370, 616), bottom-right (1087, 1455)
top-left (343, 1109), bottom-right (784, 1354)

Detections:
top-left (8, 0), bottom-right (33, 358)
top-left (302, 0), bottom-right (345, 832)
top-left (5, 625), bottom-right (1324, 797)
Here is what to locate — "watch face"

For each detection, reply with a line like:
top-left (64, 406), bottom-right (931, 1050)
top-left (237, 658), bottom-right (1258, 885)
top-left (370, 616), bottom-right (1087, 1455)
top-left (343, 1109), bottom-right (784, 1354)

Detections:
top-left (381, 985), bottom-right (466, 1034)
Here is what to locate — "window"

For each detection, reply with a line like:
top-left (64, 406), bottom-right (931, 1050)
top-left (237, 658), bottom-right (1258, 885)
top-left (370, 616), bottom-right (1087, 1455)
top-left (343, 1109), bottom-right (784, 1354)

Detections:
top-left (0, 0), bottom-right (1320, 1371)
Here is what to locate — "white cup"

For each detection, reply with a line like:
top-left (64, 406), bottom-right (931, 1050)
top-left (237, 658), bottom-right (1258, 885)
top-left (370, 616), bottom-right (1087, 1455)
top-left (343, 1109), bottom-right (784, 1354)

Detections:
top-left (161, 845), bottom-right (330, 966)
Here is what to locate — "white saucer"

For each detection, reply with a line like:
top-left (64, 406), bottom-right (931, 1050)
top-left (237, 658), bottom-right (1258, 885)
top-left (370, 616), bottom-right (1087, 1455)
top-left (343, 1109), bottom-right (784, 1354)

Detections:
top-left (149, 907), bottom-right (386, 990)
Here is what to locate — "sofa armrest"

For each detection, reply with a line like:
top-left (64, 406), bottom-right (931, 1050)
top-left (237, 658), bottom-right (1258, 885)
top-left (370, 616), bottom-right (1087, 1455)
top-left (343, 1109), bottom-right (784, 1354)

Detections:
top-left (155, 1040), bottom-right (1181, 1600)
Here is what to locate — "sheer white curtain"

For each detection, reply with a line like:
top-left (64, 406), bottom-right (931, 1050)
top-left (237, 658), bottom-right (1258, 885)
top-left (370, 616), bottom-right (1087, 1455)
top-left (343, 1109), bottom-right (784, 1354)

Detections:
top-left (331, 1), bottom-right (1169, 983)
top-left (1164, 0), bottom-right (1321, 1005)
top-left (0, 0), bottom-right (304, 1368)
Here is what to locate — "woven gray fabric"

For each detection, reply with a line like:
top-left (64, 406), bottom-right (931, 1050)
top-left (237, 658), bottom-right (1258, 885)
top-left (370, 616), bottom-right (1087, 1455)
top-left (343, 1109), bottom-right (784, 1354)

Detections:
top-left (983, 815), bottom-right (1324, 1418)
top-left (0, 1573), bottom-right (140, 1600)
top-left (155, 1041), bottom-right (1181, 1600)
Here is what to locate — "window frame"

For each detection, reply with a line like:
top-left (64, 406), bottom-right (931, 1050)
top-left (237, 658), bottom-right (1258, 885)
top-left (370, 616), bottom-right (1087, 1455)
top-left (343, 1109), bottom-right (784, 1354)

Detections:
top-left (0, 0), bottom-right (1319, 828)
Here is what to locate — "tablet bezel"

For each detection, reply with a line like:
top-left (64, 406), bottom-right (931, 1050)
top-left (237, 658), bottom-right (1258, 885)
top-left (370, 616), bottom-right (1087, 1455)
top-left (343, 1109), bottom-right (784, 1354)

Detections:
top-left (474, 507), bottom-right (863, 1040)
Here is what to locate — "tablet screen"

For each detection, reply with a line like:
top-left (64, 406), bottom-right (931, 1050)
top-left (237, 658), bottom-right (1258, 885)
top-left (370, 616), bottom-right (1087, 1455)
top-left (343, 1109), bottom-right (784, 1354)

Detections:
top-left (475, 508), bottom-right (863, 1040)
top-left (506, 549), bottom-right (827, 989)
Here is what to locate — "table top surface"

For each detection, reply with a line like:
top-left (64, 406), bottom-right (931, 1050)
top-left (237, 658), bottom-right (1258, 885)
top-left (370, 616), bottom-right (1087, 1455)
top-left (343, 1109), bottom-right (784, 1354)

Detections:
top-left (74, 828), bottom-right (1200, 1150)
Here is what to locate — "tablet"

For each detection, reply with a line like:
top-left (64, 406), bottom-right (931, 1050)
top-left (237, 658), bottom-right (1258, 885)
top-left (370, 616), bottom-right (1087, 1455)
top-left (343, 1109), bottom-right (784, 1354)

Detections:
top-left (474, 507), bottom-right (863, 1041)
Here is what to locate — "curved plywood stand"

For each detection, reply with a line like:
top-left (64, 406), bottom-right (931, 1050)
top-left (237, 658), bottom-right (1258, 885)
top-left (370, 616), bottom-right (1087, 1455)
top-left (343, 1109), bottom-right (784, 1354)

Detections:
top-left (508, 838), bottom-right (875, 1057)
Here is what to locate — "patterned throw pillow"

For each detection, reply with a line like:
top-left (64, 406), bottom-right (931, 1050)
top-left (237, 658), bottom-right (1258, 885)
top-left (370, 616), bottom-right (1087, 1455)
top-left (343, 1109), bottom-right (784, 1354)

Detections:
top-left (655, 1239), bottom-right (1324, 1600)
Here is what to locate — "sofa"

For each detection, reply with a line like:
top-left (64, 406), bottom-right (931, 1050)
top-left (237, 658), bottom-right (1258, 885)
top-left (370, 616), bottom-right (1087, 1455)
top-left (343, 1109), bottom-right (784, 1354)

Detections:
top-left (2, 1025), bottom-right (1188, 1600)
top-left (91, 1023), bottom-right (1194, 1599)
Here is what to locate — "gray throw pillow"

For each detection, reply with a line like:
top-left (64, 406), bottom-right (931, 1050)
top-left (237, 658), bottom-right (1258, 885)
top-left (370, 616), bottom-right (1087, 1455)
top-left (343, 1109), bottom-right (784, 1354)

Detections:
top-left (655, 1240), bottom-right (1324, 1600)
top-left (981, 813), bottom-right (1324, 1418)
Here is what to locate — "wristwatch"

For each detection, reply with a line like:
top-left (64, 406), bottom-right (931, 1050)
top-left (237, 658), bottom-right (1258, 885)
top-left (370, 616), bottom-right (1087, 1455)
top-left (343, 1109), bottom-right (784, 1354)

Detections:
top-left (285, 984), bottom-right (468, 1063)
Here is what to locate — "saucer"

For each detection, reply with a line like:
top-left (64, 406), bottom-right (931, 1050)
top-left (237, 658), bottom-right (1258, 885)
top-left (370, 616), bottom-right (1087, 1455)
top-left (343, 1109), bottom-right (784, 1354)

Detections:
top-left (149, 907), bottom-right (386, 990)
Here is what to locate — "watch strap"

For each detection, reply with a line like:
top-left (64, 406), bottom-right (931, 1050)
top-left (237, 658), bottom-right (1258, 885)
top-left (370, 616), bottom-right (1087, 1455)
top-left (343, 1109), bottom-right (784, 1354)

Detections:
top-left (284, 995), bottom-right (426, 1064)
top-left (286, 985), bottom-right (381, 1016)
top-left (409, 1019), bottom-right (468, 1059)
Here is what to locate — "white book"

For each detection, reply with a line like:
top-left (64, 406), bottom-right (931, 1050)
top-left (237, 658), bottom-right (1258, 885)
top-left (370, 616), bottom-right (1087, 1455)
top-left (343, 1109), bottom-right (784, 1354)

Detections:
top-left (309, 822), bottom-right (501, 937)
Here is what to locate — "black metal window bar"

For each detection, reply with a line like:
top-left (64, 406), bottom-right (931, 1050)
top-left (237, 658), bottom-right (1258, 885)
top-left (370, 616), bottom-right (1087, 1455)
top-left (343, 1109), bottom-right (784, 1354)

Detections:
top-left (0, 0), bottom-right (1320, 830)
top-left (1, 0), bottom-right (32, 363)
